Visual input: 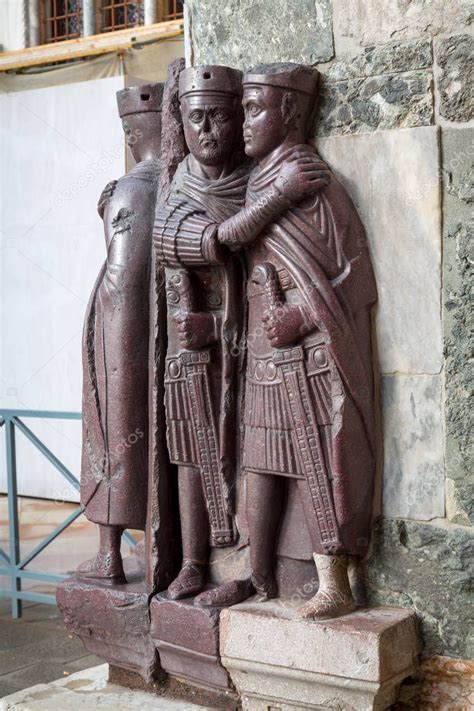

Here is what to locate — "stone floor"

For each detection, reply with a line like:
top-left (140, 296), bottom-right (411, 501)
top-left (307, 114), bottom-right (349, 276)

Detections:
top-left (0, 664), bottom-right (206, 710)
top-left (0, 495), bottom-right (142, 698)
top-left (0, 600), bottom-right (101, 698)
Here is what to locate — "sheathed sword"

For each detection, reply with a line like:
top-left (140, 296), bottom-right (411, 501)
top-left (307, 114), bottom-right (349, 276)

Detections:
top-left (170, 270), bottom-right (235, 547)
top-left (251, 262), bottom-right (341, 553)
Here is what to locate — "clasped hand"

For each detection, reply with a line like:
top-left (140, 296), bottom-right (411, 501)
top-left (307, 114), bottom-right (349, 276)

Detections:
top-left (262, 304), bottom-right (309, 348)
top-left (174, 311), bottom-right (216, 350)
top-left (275, 150), bottom-right (330, 203)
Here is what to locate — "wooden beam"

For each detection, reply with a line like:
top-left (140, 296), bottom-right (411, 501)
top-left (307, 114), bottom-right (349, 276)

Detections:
top-left (0, 20), bottom-right (183, 72)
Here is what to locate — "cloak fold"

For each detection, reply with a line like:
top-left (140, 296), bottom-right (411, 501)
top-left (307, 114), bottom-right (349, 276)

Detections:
top-left (81, 160), bottom-right (160, 529)
top-left (247, 145), bottom-right (377, 551)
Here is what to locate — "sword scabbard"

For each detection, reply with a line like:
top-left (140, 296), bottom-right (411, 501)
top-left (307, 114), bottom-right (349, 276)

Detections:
top-left (252, 262), bottom-right (342, 552)
top-left (171, 270), bottom-right (235, 547)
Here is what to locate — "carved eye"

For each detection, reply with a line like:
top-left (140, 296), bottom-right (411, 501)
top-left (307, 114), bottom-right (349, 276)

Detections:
top-left (213, 110), bottom-right (230, 123)
top-left (247, 103), bottom-right (261, 117)
top-left (189, 110), bottom-right (204, 123)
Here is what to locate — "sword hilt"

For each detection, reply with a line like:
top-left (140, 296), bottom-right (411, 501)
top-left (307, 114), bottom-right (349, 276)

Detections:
top-left (251, 262), bottom-right (284, 314)
top-left (169, 270), bottom-right (194, 313)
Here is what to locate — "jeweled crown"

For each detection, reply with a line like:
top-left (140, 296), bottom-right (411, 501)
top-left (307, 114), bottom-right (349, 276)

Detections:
top-left (116, 83), bottom-right (164, 117)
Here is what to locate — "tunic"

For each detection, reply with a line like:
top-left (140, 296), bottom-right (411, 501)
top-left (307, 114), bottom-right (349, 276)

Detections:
top-left (152, 155), bottom-right (249, 538)
top-left (81, 159), bottom-right (161, 529)
top-left (240, 145), bottom-right (377, 556)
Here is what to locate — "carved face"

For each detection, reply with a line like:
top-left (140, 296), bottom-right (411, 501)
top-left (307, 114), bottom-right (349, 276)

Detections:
top-left (121, 113), bottom-right (162, 163)
top-left (242, 85), bottom-right (294, 160)
top-left (181, 94), bottom-right (241, 166)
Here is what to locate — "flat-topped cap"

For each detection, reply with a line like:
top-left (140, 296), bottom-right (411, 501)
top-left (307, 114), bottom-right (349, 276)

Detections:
top-left (243, 62), bottom-right (319, 97)
top-left (116, 83), bottom-right (164, 117)
top-left (179, 65), bottom-right (243, 99)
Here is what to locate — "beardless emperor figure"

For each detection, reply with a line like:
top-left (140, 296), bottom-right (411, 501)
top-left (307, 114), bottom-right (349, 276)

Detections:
top-left (217, 63), bottom-right (378, 619)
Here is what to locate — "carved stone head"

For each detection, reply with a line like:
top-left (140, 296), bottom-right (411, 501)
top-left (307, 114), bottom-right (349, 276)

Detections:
top-left (116, 83), bottom-right (164, 163)
top-left (179, 65), bottom-right (243, 167)
top-left (242, 63), bottom-right (319, 160)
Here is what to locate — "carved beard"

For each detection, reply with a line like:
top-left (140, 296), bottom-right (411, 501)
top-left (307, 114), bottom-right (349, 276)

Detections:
top-left (197, 132), bottom-right (234, 165)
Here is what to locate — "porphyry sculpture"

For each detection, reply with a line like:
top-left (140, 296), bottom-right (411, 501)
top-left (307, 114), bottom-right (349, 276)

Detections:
top-left (151, 61), bottom-right (377, 622)
top-left (77, 62), bottom-right (377, 620)
top-left (152, 65), bottom-right (251, 602)
top-left (56, 61), bottom-right (420, 711)
top-left (78, 83), bottom-right (163, 581)
top-left (216, 62), bottom-right (378, 619)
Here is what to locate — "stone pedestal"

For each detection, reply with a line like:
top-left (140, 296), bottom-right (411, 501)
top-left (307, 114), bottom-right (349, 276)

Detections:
top-left (150, 592), bottom-right (239, 709)
top-left (56, 569), bottom-right (161, 684)
top-left (220, 603), bottom-right (420, 710)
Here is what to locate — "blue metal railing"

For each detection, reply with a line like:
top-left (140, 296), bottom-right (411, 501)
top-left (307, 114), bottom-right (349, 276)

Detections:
top-left (0, 409), bottom-right (136, 618)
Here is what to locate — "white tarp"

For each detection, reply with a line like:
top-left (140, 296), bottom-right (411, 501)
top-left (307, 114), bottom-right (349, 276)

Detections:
top-left (0, 74), bottom-right (125, 500)
top-left (0, 38), bottom-right (183, 501)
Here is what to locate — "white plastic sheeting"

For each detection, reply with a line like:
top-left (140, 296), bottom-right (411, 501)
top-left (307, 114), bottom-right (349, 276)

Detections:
top-left (0, 75), bottom-right (125, 500)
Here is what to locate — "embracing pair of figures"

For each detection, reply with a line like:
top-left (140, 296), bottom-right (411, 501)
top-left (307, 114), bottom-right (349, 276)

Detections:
top-left (79, 60), bottom-right (377, 622)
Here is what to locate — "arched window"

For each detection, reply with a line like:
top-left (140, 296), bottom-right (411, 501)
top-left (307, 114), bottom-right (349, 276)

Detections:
top-left (40, 0), bottom-right (82, 43)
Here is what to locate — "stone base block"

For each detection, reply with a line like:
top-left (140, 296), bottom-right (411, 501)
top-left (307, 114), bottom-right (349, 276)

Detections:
top-left (220, 602), bottom-right (420, 710)
top-left (56, 572), bottom-right (161, 683)
top-left (150, 592), bottom-right (238, 708)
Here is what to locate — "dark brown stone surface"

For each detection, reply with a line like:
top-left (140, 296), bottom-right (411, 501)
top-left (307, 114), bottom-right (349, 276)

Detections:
top-left (150, 592), bottom-right (237, 697)
top-left (58, 55), bottom-right (380, 687)
top-left (109, 663), bottom-right (240, 709)
top-left (56, 570), bottom-right (161, 683)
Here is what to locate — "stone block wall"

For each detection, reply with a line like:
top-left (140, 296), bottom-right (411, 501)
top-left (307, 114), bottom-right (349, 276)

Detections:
top-left (185, 0), bottom-right (473, 674)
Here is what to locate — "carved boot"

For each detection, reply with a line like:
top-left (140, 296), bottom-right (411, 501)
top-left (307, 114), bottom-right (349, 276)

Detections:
top-left (251, 573), bottom-right (278, 602)
top-left (195, 578), bottom-right (254, 607)
top-left (77, 525), bottom-right (125, 582)
top-left (167, 560), bottom-right (207, 600)
top-left (297, 554), bottom-right (356, 620)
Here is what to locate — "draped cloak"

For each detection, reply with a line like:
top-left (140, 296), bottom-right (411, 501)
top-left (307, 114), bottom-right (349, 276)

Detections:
top-left (245, 145), bottom-right (377, 556)
top-left (147, 155), bottom-right (249, 586)
top-left (160, 157), bottom-right (249, 496)
top-left (81, 159), bottom-right (160, 529)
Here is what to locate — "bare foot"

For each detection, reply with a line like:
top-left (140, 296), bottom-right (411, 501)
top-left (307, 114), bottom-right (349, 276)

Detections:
top-left (77, 551), bottom-right (125, 582)
top-left (297, 589), bottom-right (356, 620)
top-left (167, 562), bottom-right (206, 600)
top-left (195, 578), bottom-right (254, 607)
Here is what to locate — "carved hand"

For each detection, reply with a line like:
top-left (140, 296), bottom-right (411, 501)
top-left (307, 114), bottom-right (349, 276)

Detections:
top-left (97, 180), bottom-right (118, 218)
top-left (275, 151), bottom-right (330, 203)
top-left (262, 304), bottom-right (311, 348)
top-left (174, 311), bottom-right (217, 350)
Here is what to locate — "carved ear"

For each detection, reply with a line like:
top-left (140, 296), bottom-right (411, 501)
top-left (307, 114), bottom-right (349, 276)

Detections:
top-left (281, 91), bottom-right (298, 126)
